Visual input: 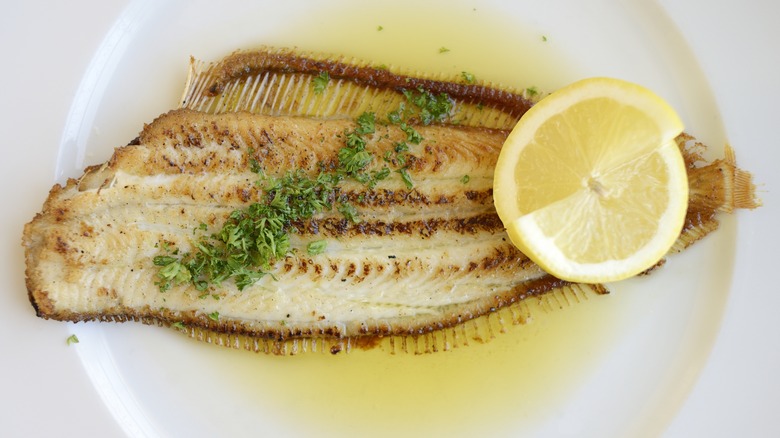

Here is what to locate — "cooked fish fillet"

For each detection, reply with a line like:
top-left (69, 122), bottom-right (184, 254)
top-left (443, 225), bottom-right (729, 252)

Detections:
top-left (23, 48), bottom-right (759, 354)
top-left (24, 109), bottom-right (578, 337)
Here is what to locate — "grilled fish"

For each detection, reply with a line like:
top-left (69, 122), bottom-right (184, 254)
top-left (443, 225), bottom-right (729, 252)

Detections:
top-left (23, 48), bottom-right (759, 354)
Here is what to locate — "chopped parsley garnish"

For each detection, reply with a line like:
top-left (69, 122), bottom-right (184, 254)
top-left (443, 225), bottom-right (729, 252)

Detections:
top-left (439, 46), bottom-right (450, 54)
top-left (397, 168), bottom-right (414, 190)
top-left (391, 143), bottom-right (409, 166)
top-left (338, 112), bottom-right (394, 189)
top-left (355, 112), bottom-right (376, 135)
top-left (263, 170), bottom-right (342, 220)
top-left (248, 147), bottom-right (262, 173)
top-left (460, 175), bottom-right (470, 184)
top-left (525, 86), bottom-right (539, 97)
top-left (208, 311), bottom-right (220, 321)
top-left (154, 86), bottom-right (458, 292)
top-left (154, 170), bottom-right (342, 292)
top-left (338, 140), bottom-right (372, 175)
top-left (394, 142), bottom-right (410, 153)
top-left (154, 256), bottom-right (191, 292)
top-left (66, 334), bottom-right (79, 346)
top-left (171, 321), bottom-right (185, 330)
top-left (377, 25), bottom-right (384, 31)
top-left (400, 124), bottom-right (422, 144)
top-left (338, 202), bottom-right (361, 223)
top-left (367, 166), bottom-right (391, 189)
top-left (542, 35), bottom-right (548, 42)
top-left (461, 71), bottom-right (476, 84)
top-left (307, 240), bottom-right (328, 255)
top-left (387, 103), bottom-right (405, 125)
top-left (399, 87), bottom-right (453, 125)
top-left (312, 71), bottom-right (330, 94)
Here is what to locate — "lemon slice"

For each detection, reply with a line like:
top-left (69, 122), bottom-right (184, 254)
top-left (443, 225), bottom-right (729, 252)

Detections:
top-left (493, 77), bottom-right (688, 283)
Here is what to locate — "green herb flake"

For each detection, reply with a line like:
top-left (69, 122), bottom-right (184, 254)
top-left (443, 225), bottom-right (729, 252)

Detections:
top-left (373, 166), bottom-right (391, 182)
top-left (312, 71), bottom-right (330, 94)
top-left (355, 111), bottom-right (376, 135)
top-left (307, 240), bottom-right (328, 255)
top-left (338, 141), bottom-right (372, 174)
top-left (154, 256), bottom-right (191, 292)
top-left (398, 87), bottom-right (453, 125)
top-left (338, 202), bottom-right (361, 223)
top-left (344, 130), bottom-right (367, 150)
top-left (525, 86), bottom-right (539, 97)
top-left (460, 175), bottom-right (470, 184)
top-left (439, 46), bottom-right (450, 54)
top-left (461, 71), bottom-right (476, 84)
top-left (542, 35), bottom-right (548, 42)
top-left (387, 102), bottom-right (405, 125)
top-left (377, 25), bottom-right (383, 31)
top-left (66, 334), bottom-right (79, 346)
top-left (397, 168), bottom-right (414, 189)
top-left (401, 124), bottom-right (423, 144)
top-left (208, 311), bottom-right (220, 321)
top-left (249, 158), bottom-right (262, 174)
top-left (248, 147), bottom-right (262, 174)
top-left (171, 321), bottom-right (185, 330)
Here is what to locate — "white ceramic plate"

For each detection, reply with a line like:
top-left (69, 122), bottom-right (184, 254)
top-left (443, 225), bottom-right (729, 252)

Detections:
top-left (3, 1), bottom-right (778, 436)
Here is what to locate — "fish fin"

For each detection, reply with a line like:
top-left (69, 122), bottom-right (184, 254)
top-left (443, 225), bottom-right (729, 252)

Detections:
top-left (725, 143), bottom-right (762, 210)
top-left (166, 282), bottom-right (608, 356)
top-left (179, 46), bottom-right (535, 129)
top-left (680, 136), bottom-right (761, 213)
top-left (670, 136), bottom-right (761, 253)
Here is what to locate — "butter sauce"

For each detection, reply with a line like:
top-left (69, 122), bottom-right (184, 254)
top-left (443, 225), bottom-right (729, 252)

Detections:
top-left (181, 5), bottom-right (631, 437)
